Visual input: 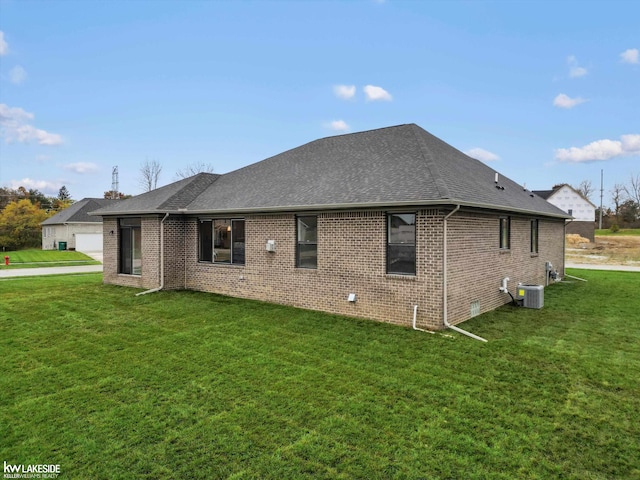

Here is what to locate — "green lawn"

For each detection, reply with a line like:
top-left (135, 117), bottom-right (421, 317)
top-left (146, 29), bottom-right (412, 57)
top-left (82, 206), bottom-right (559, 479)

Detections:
top-left (1, 271), bottom-right (638, 479)
top-left (596, 228), bottom-right (640, 236)
top-left (0, 248), bottom-right (100, 269)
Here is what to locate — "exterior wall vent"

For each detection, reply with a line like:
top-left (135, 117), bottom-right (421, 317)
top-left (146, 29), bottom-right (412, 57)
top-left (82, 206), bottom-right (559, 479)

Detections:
top-left (470, 300), bottom-right (481, 317)
top-left (517, 285), bottom-right (544, 309)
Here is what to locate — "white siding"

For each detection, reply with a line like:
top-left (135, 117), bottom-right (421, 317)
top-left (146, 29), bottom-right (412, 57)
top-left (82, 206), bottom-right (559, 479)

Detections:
top-left (546, 186), bottom-right (595, 222)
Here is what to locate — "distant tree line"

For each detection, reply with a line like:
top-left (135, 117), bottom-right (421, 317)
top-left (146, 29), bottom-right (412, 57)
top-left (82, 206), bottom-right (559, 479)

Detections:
top-left (0, 186), bottom-right (74, 250)
top-left (571, 173), bottom-right (640, 229)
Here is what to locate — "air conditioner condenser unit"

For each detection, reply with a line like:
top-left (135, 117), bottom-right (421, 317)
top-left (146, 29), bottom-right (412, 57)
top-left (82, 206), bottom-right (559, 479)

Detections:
top-left (517, 284), bottom-right (544, 309)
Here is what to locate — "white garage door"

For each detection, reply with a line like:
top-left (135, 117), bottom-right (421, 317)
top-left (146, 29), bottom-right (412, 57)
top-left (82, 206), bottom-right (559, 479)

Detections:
top-left (75, 233), bottom-right (103, 253)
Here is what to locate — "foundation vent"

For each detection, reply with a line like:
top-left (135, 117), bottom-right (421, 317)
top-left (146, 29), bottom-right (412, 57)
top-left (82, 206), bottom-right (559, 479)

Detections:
top-left (470, 300), bottom-right (481, 317)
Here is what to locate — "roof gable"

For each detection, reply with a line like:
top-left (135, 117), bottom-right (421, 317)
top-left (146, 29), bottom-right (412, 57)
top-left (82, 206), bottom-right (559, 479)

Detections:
top-left (92, 173), bottom-right (220, 216)
top-left (533, 184), bottom-right (597, 208)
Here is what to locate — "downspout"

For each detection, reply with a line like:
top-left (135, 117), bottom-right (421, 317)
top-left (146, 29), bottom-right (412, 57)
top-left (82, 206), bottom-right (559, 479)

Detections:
top-left (443, 205), bottom-right (488, 342)
top-left (563, 217), bottom-right (572, 282)
top-left (136, 213), bottom-right (169, 296)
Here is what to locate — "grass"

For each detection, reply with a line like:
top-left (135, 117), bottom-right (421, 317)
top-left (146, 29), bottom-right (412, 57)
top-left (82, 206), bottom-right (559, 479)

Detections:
top-left (0, 248), bottom-right (100, 269)
top-left (1, 271), bottom-right (639, 479)
top-left (596, 228), bottom-right (640, 236)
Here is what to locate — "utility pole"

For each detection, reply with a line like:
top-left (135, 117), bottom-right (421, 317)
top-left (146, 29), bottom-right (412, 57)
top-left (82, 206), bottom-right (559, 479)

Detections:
top-left (599, 169), bottom-right (603, 229)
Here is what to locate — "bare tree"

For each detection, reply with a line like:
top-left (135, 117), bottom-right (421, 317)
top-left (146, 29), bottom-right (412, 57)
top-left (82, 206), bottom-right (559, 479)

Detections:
top-left (576, 179), bottom-right (594, 200)
top-left (610, 184), bottom-right (627, 221)
top-left (624, 172), bottom-right (640, 205)
top-left (139, 159), bottom-right (162, 192)
top-left (175, 162), bottom-right (215, 180)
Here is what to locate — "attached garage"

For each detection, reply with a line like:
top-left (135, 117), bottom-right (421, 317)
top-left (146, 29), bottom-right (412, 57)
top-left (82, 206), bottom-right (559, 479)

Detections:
top-left (75, 233), bottom-right (103, 253)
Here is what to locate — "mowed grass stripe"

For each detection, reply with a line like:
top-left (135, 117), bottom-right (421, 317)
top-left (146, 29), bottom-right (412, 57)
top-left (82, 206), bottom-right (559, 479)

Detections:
top-left (1, 271), bottom-right (639, 478)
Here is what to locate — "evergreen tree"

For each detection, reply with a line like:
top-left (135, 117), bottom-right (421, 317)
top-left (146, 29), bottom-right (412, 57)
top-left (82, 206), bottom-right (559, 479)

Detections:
top-left (58, 185), bottom-right (71, 201)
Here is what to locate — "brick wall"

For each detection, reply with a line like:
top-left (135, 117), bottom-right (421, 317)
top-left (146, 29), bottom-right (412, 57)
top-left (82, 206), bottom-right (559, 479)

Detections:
top-left (183, 211), bottom-right (444, 329)
top-left (446, 212), bottom-right (565, 325)
top-left (163, 216), bottom-right (187, 289)
top-left (104, 209), bottom-right (566, 330)
top-left (103, 216), bottom-right (161, 289)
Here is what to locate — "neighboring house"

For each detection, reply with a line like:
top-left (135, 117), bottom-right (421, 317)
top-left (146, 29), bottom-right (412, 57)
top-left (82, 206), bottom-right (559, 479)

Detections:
top-left (42, 198), bottom-right (116, 252)
top-left (533, 184), bottom-right (596, 242)
top-left (92, 124), bottom-right (569, 331)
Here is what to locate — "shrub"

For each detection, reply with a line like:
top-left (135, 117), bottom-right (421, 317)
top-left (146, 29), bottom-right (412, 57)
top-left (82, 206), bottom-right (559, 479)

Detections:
top-left (610, 224), bottom-right (620, 233)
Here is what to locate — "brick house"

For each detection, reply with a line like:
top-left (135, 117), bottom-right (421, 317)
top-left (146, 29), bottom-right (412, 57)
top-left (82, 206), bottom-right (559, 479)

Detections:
top-left (93, 124), bottom-right (569, 332)
top-left (533, 184), bottom-right (596, 242)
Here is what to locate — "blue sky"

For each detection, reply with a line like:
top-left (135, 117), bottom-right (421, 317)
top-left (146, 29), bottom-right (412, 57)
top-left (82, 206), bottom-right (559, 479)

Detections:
top-left (0, 0), bottom-right (638, 206)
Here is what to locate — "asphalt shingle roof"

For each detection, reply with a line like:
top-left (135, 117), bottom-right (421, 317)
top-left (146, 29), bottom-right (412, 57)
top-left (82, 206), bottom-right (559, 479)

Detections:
top-left (91, 124), bottom-right (569, 219)
top-left (42, 198), bottom-right (117, 225)
top-left (532, 189), bottom-right (554, 200)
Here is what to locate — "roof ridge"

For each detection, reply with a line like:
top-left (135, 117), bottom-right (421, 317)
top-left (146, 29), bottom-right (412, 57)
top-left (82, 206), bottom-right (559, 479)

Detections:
top-left (218, 124), bottom-right (416, 179)
top-left (316, 123), bottom-right (413, 141)
top-left (409, 124), bottom-right (451, 199)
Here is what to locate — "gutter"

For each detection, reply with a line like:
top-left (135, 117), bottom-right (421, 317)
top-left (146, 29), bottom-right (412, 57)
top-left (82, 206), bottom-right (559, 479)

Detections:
top-left (442, 205), bottom-right (488, 342)
top-left (136, 213), bottom-right (170, 296)
top-left (88, 199), bottom-right (571, 220)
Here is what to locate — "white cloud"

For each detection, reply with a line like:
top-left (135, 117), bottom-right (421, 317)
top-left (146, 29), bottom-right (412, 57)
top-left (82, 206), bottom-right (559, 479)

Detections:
top-left (9, 178), bottom-right (62, 195)
top-left (9, 65), bottom-right (27, 84)
top-left (0, 104), bottom-right (32, 123)
top-left (363, 85), bottom-right (392, 101)
top-left (0, 103), bottom-right (63, 145)
top-left (465, 148), bottom-right (500, 162)
top-left (326, 120), bottom-right (350, 132)
top-left (555, 134), bottom-right (640, 162)
top-left (333, 85), bottom-right (356, 100)
top-left (567, 55), bottom-right (587, 78)
top-left (553, 93), bottom-right (587, 109)
top-left (63, 162), bottom-right (99, 174)
top-left (0, 31), bottom-right (8, 56)
top-left (620, 48), bottom-right (639, 64)
top-left (621, 134), bottom-right (640, 152)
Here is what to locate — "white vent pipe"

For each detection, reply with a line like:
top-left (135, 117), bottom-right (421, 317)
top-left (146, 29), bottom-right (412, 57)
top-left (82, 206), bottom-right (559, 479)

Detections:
top-left (412, 305), bottom-right (434, 334)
